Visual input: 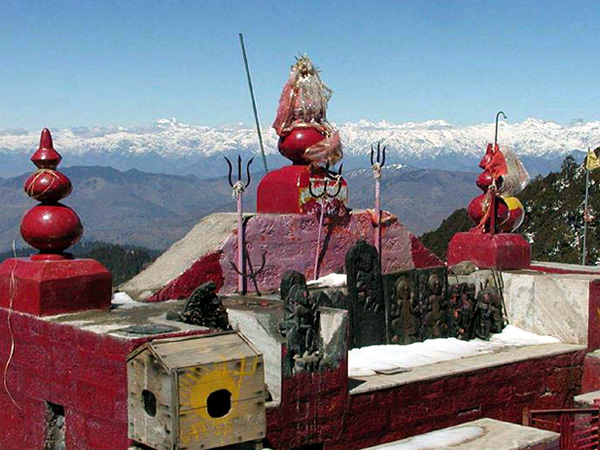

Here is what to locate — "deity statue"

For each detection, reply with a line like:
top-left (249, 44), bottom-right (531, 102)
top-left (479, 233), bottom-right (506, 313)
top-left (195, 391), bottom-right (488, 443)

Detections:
top-left (346, 240), bottom-right (386, 347)
top-left (421, 271), bottom-right (448, 340)
top-left (272, 55), bottom-right (343, 167)
top-left (167, 281), bottom-right (230, 330)
top-left (390, 275), bottom-right (420, 344)
top-left (447, 283), bottom-right (476, 340)
top-left (473, 289), bottom-right (493, 340)
top-left (279, 282), bottom-right (321, 374)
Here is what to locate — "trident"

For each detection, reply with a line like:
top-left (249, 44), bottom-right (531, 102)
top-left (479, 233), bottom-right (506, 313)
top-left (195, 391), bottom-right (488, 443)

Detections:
top-left (309, 162), bottom-right (343, 280)
top-left (371, 143), bottom-right (386, 256)
top-left (225, 155), bottom-right (254, 293)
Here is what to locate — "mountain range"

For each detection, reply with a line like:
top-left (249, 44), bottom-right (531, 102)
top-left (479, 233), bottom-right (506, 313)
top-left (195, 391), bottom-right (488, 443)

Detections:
top-left (0, 118), bottom-right (593, 178)
top-left (0, 164), bottom-right (479, 253)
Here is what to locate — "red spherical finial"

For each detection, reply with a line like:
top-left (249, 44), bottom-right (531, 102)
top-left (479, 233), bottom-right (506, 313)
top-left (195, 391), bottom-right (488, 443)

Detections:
top-left (31, 128), bottom-right (62, 169)
top-left (20, 128), bottom-right (82, 259)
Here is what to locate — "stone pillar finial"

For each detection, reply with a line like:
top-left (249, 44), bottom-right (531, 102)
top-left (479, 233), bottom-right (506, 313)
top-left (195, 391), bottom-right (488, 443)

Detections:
top-left (21, 128), bottom-right (82, 260)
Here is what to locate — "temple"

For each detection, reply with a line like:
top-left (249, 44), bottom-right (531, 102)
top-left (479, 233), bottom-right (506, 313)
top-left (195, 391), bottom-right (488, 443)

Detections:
top-left (0, 58), bottom-right (599, 450)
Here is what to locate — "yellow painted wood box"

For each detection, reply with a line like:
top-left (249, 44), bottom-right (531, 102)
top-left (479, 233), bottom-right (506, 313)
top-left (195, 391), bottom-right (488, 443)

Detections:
top-left (127, 332), bottom-right (266, 450)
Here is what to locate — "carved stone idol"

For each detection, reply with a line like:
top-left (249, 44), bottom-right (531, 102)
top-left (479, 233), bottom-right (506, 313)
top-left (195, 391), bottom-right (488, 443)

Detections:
top-left (346, 240), bottom-right (386, 348)
top-left (419, 269), bottom-right (448, 340)
top-left (473, 288), bottom-right (493, 340)
top-left (388, 273), bottom-right (420, 345)
top-left (279, 280), bottom-right (321, 374)
top-left (167, 281), bottom-right (231, 330)
top-left (447, 283), bottom-right (476, 340)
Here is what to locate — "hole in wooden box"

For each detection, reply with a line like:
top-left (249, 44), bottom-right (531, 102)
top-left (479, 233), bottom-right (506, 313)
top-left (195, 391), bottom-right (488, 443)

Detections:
top-left (207, 389), bottom-right (232, 418)
top-left (142, 390), bottom-right (157, 417)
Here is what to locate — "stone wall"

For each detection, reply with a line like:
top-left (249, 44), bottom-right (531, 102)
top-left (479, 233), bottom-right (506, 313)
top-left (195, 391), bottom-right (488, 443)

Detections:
top-left (263, 348), bottom-right (585, 450)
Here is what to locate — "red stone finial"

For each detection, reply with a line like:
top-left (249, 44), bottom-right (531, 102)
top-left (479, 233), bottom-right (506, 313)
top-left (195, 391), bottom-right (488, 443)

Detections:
top-left (31, 128), bottom-right (62, 169)
top-left (21, 128), bottom-right (82, 259)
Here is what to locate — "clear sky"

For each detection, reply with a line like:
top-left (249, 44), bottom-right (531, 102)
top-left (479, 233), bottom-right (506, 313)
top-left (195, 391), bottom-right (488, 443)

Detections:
top-left (1, 0), bottom-right (599, 130)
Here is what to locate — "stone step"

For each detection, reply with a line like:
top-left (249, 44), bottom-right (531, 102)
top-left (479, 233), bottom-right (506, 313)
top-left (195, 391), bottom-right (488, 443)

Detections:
top-left (361, 418), bottom-right (558, 450)
top-left (575, 389), bottom-right (600, 407)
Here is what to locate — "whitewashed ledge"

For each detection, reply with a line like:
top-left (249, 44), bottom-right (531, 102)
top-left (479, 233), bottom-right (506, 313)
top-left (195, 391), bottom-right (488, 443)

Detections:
top-left (361, 418), bottom-right (559, 450)
top-left (350, 343), bottom-right (584, 395)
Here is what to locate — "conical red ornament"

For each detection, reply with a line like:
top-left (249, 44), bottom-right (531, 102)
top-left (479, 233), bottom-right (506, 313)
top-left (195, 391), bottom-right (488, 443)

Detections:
top-left (30, 128), bottom-right (62, 169)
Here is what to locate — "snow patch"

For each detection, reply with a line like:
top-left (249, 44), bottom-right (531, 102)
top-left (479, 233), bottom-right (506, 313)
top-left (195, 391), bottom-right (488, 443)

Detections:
top-left (349, 325), bottom-right (559, 377)
top-left (307, 273), bottom-right (347, 289)
top-left (112, 291), bottom-right (145, 309)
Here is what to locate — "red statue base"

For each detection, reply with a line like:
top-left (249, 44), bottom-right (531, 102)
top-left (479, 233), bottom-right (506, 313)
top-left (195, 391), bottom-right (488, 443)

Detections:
top-left (257, 165), bottom-right (348, 214)
top-left (0, 257), bottom-right (112, 316)
top-left (447, 232), bottom-right (531, 270)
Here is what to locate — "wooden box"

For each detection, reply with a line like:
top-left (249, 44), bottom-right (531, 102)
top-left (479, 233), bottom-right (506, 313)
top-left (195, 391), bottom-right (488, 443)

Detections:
top-left (127, 332), bottom-right (266, 450)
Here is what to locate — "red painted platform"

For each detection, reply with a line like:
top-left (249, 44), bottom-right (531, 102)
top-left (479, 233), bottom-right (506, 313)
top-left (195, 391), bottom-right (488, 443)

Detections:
top-left (257, 165), bottom-right (348, 214)
top-left (447, 232), bottom-right (531, 270)
top-left (0, 257), bottom-right (112, 316)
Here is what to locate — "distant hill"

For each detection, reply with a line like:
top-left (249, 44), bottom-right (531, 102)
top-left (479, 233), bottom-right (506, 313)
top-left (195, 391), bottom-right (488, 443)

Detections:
top-left (420, 156), bottom-right (600, 265)
top-left (0, 164), bottom-right (479, 252)
top-left (0, 241), bottom-right (160, 286)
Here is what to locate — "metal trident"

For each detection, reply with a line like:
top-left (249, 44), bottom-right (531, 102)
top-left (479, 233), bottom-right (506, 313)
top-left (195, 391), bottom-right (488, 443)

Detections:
top-left (371, 142), bottom-right (386, 256)
top-left (309, 162), bottom-right (343, 280)
top-left (224, 155), bottom-right (259, 294)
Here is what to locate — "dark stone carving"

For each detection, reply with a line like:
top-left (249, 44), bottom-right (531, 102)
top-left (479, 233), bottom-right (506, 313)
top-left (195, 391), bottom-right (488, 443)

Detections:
top-left (469, 286), bottom-right (506, 340)
top-left (167, 281), bottom-right (231, 330)
top-left (447, 283), bottom-right (476, 340)
top-left (384, 271), bottom-right (420, 344)
top-left (280, 270), bottom-right (308, 302)
top-left (346, 240), bottom-right (386, 348)
top-left (418, 268), bottom-right (448, 340)
top-left (473, 288), bottom-right (494, 339)
top-left (279, 274), bottom-right (321, 374)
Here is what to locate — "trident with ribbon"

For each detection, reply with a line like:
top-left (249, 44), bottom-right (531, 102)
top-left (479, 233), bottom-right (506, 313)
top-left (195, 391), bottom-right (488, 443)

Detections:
top-left (225, 155), bottom-right (254, 293)
top-left (309, 162), bottom-right (343, 280)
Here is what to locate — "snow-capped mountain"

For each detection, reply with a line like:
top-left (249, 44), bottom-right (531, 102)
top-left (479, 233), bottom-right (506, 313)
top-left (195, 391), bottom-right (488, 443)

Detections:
top-left (0, 118), bottom-right (594, 178)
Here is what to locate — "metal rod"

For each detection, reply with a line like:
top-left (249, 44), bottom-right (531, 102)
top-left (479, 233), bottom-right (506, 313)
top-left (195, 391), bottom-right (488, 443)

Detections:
top-left (239, 33), bottom-right (269, 173)
top-left (237, 192), bottom-right (246, 293)
top-left (583, 158), bottom-right (590, 266)
top-left (314, 197), bottom-right (326, 281)
top-left (489, 186), bottom-right (497, 236)
top-left (494, 111), bottom-right (507, 147)
top-left (375, 177), bottom-right (381, 255)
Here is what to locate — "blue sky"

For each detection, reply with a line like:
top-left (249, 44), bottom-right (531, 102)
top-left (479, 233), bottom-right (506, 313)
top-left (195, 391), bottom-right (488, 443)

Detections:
top-left (1, 0), bottom-right (599, 130)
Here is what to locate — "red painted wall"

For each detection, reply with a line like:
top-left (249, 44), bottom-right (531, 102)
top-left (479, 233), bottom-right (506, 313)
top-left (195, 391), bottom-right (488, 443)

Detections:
top-left (0, 309), bottom-right (207, 450)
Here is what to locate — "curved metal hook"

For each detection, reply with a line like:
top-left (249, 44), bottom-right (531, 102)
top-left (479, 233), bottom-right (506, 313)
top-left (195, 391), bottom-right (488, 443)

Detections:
top-left (245, 157), bottom-right (254, 188)
top-left (224, 156), bottom-right (234, 187)
top-left (494, 111), bottom-right (507, 147)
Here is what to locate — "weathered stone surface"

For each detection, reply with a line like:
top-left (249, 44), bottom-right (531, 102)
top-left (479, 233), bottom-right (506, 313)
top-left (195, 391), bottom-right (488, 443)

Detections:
top-left (502, 271), bottom-right (593, 345)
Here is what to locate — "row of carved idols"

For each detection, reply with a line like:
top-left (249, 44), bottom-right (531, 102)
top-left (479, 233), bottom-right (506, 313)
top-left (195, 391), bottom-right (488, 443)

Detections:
top-left (279, 241), bottom-right (506, 373)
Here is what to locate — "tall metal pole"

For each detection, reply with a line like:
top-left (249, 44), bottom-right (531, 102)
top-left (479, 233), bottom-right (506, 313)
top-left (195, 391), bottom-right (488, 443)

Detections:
top-left (239, 33), bottom-right (269, 173)
top-left (583, 161), bottom-right (590, 265)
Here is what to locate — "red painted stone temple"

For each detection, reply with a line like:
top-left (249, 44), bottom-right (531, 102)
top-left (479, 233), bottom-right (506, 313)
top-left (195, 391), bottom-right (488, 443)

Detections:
top-left (2, 71), bottom-right (600, 450)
